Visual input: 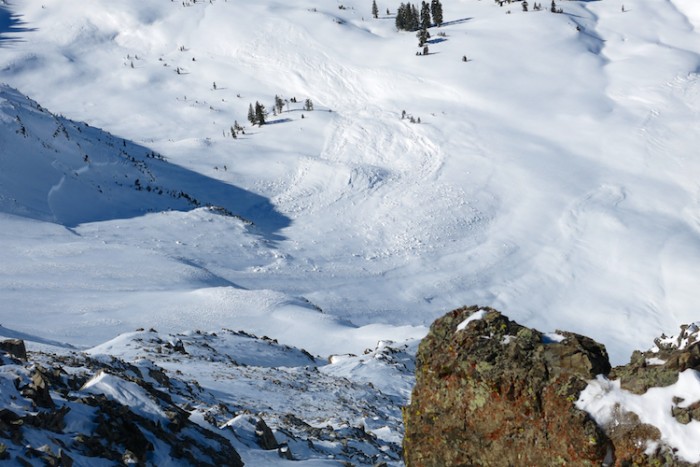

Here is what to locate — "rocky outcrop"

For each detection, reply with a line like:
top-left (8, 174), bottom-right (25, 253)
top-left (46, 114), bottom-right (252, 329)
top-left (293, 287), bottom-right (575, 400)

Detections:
top-left (403, 306), bottom-right (700, 466)
top-left (611, 322), bottom-right (700, 395)
top-left (403, 306), bottom-right (612, 466)
top-left (0, 340), bottom-right (244, 466)
top-left (1, 328), bottom-right (412, 466)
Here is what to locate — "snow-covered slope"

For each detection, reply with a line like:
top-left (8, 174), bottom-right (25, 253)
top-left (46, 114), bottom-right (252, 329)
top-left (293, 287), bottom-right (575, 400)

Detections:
top-left (3, 0), bottom-right (699, 363)
top-left (1, 0), bottom-right (700, 463)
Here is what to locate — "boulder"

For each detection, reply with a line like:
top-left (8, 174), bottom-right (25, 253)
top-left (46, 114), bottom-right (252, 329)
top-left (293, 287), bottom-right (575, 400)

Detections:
top-left (0, 339), bottom-right (27, 361)
top-left (403, 306), bottom-right (612, 466)
top-left (404, 306), bottom-right (700, 466)
top-left (21, 367), bottom-right (55, 409)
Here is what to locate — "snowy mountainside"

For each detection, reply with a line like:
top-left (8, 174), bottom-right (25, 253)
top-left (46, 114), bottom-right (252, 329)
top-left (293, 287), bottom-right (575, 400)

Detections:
top-left (0, 0), bottom-right (700, 463)
top-left (1, 0), bottom-right (697, 363)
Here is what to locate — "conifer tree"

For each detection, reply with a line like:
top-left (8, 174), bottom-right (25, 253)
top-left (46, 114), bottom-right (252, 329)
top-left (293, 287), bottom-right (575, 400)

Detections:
top-left (418, 28), bottom-right (429, 47)
top-left (274, 95), bottom-right (285, 114)
top-left (421, 1), bottom-right (431, 29)
top-left (396, 3), bottom-right (407, 30)
top-left (372, 0), bottom-right (379, 18)
top-left (254, 101), bottom-right (266, 126)
top-left (247, 103), bottom-right (256, 125)
top-left (396, 2), bottom-right (420, 31)
top-left (431, 0), bottom-right (443, 26)
top-left (410, 4), bottom-right (420, 30)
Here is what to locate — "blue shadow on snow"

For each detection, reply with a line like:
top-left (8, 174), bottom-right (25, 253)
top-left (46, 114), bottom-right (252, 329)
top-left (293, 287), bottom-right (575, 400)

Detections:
top-left (0, 6), bottom-right (36, 45)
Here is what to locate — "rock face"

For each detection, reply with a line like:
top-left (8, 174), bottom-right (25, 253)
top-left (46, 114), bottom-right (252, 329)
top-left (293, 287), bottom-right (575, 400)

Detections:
top-left (403, 306), bottom-right (613, 466)
top-left (403, 306), bottom-right (700, 466)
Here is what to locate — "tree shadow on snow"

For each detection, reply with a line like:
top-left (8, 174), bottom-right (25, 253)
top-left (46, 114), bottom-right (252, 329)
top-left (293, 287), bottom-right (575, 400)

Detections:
top-left (440, 17), bottom-right (472, 27)
top-left (0, 6), bottom-right (36, 46)
top-left (265, 118), bottom-right (293, 125)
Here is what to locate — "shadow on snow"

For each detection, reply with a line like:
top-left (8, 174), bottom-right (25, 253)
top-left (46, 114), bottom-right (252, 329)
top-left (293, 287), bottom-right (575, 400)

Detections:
top-left (0, 6), bottom-right (36, 45)
top-left (0, 84), bottom-right (291, 242)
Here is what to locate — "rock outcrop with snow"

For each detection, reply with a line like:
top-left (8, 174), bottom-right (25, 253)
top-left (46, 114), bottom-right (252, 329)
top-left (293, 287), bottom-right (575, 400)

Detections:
top-left (0, 328), bottom-right (415, 466)
top-left (404, 306), bottom-right (700, 466)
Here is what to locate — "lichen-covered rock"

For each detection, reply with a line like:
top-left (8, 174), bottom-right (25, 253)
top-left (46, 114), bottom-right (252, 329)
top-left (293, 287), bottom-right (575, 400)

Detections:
top-left (403, 306), bottom-right (612, 466)
top-left (404, 307), bottom-right (700, 466)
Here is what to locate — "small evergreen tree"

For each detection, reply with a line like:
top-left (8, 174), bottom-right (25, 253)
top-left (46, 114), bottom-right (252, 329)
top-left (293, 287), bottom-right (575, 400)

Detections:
top-left (254, 101), bottom-right (267, 126)
top-left (247, 103), bottom-right (256, 125)
top-left (421, 1), bottom-right (431, 29)
top-left (522, 0), bottom-right (528, 11)
top-left (274, 95), bottom-right (285, 114)
top-left (304, 98), bottom-right (314, 111)
top-left (418, 28), bottom-right (429, 47)
top-left (396, 3), bottom-right (407, 29)
top-left (430, 0), bottom-right (443, 26)
top-left (550, 0), bottom-right (556, 12)
top-left (410, 4), bottom-right (420, 30)
top-left (372, 0), bottom-right (379, 18)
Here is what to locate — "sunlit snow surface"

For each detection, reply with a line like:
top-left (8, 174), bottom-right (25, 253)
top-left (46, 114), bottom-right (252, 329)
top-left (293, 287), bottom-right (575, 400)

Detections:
top-left (1, 0), bottom-right (700, 462)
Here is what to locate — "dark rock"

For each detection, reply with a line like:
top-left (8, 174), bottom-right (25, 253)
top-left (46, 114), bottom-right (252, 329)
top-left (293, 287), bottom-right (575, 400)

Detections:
top-left (26, 405), bottom-right (70, 432)
top-left (404, 306), bottom-right (612, 466)
top-left (0, 339), bottom-right (27, 361)
top-left (59, 449), bottom-right (73, 467)
top-left (277, 442), bottom-right (293, 460)
top-left (21, 367), bottom-right (54, 408)
top-left (255, 417), bottom-right (279, 450)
